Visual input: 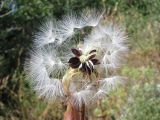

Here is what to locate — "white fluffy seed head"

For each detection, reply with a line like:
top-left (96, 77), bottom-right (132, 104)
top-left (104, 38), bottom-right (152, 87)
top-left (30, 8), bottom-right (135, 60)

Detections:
top-left (25, 9), bottom-right (128, 106)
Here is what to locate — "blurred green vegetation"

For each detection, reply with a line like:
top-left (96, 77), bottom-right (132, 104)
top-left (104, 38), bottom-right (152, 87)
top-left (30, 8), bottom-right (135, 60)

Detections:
top-left (0, 0), bottom-right (160, 120)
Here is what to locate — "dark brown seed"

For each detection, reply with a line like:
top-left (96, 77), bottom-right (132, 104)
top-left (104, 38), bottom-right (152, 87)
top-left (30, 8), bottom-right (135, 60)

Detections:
top-left (71, 48), bottom-right (82, 57)
top-left (68, 57), bottom-right (79, 63)
top-left (80, 63), bottom-right (92, 75)
top-left (88, 61), bottom-right (94, 72)
top-left (89, 49), bottom-right (96, 54)
top-left (88, 54), bottom-right (96, 60)
top-left (85, 63), bottom-right (92, 75)
top-left (68, 57), bottom-right (81, 68)
top-left (80, 63), bottom-right (85, 72)
top-left (91, 59), bottom-right (100, 65)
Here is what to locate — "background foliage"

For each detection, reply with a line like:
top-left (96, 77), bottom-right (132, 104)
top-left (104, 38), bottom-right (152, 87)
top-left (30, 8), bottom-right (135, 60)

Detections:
top-left (0, 0), bottom-right (160, 120)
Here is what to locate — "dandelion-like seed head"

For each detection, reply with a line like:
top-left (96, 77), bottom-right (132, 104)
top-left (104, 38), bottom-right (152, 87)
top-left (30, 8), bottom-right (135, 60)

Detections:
top-left (25, 9), bottom-right (128, 111)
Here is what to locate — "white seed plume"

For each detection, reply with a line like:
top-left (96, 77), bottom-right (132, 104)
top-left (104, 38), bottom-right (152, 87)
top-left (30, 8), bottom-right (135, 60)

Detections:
top-left (34, 20), bottom-right (57, 47)
top-left (71, 89), bottom-right (94, 108)
top-left (25, 9), bottom-right (128, 106)
top-left (83, 23), bottom-right (128, 70)
top-left (25, 48), bottom-right (65, 101)
top-left (80, 9), bottom-right (105, 27)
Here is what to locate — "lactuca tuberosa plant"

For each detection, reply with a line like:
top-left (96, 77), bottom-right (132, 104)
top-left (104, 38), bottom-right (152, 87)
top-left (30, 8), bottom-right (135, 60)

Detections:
top-left (25, 9), bottom-right (128, 120)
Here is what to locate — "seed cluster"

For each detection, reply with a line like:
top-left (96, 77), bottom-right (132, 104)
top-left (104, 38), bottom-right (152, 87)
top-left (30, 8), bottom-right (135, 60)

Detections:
top-left (68, 48), bottom-right (100, 75)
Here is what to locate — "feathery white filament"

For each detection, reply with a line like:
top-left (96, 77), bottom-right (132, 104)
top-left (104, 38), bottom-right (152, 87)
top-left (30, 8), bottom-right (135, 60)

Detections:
top-left (94, 76), bottom-right (124, 99)
top-left (42, 45), bottom-right (69, 76)
top-left (83, 23), bottom-right (128, 71)
top-left (25, 49), bottom-right (65, 101)
top-left (34, 20), bottom-right (56, 47)
top-left (56, 13), bottom-right (76, 41)
top-left (71, 89), bottom-right (94, 108)
top-left (80, 9), bottom-right (105, 27)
